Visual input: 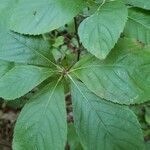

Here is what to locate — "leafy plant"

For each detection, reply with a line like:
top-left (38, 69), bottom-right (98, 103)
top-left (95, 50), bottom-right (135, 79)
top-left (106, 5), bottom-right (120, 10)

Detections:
top-left (0, 0), bottom-right (150, 149)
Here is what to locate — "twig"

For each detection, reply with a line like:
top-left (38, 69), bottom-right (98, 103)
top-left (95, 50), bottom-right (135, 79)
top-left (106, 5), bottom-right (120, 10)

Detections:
top-left (74, 17), bottom-right (82, 61)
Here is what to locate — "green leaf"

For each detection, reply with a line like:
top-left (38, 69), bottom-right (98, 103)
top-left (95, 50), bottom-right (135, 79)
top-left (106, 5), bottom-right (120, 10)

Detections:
top-left (0, 32), bottom-right (55, 67)
top-left (78, 1), bottom-right (127, 59)
top-left (70, 38), bottom-right (150, 104)
top-left (125, 0), bottom-right (150, 10)
top-left (68, 123), bottom-right (83, 150)
top-left (70, 79), bottom-right (145, 150)
top-left (124, 8), bottom-right (150, 45)
top-left (10, 0), bottom-right (85, 35)
top-left (13, 81), bottom-right (67, 150)
top-left (0, 12), bottom-right (56, 68)
top-left (0, 65), bottom-right (54, 100)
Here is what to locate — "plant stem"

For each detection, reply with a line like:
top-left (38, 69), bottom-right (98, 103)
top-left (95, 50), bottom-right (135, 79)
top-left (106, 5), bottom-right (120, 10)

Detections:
top-left (74, 17), bottom-right (81, 61)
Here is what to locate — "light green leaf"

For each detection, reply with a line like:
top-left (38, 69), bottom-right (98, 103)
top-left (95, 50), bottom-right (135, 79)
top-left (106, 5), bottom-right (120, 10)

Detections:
top-left (0, 65), bottom-right (54, 100)
top-left (126, 0), bottom-right (150, 10)
top-left (10, 0), bottom-right (85, 35)
top-left (13, 81), bottom-right (67, 150)
top-left (70, 79), bottom-right (145, 150)
top-left (124, 8), bottom-right (150, 44)
top-left (70, 38), bottom-right (150, 104)
top-left (78, 1), bottom-right (127, 59)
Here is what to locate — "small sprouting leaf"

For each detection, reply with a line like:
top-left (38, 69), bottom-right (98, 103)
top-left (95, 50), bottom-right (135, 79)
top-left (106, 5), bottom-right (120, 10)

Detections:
top-left (125, 0), bottom-right (150, 10)
top-left (0, 65), bottom-right (54, 100)
top-left (10, 0), bottom-right (85, 35)
top-left (78, 1), bottom-right (127, 59)
top-left (71, 79), bottom-right (145, 150)
top-left (124, 8), bottom-right (150, 44)
top-left (13, 81), bottom-right (67, 150)
top-left (70, 38), bottom-right (150, 104)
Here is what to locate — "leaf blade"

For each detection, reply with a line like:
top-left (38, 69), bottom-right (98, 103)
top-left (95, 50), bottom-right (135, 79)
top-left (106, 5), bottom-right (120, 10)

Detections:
top-left (70, 38), bottom-right (150, 104)
top-left (70, 79), bottom-right (145, 150)
top-left (124, 8), bottom-right (150, 44)
top-left (13, 81), bottom-right (67, 150)
top-left (0, 65), bottom-right (54, 100)
top-left (0, 11), bottom-right (55, 67)
top-left (78, 1), bottom-right (127, 59)
top-left (125, 0), bottom-right (150, 10)
top-left (10, 0), bottom-right (85, 35)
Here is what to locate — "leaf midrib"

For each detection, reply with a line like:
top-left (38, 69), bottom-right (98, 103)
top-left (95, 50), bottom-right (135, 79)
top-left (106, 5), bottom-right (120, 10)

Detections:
top-left (69, 75), bottom-right (110, 132)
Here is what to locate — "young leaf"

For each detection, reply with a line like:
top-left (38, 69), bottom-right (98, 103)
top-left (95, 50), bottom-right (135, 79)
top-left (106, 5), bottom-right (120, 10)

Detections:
top-left (13, 81), bottom-right (67, 150)
top-left (0, 65), bottom-right (54, 100)
top-left (70, 79), bottom-right (145, 150)
top-left (125, 0), bottom-right (150, 10)
top-left (70, 38), bottom-right (150, 105)
top-left (10, 0), bottom-right (85, 35)
top-left (124, 8), bottom-right (150, 44)
top-left (78, 1), bottom-right (127, 59)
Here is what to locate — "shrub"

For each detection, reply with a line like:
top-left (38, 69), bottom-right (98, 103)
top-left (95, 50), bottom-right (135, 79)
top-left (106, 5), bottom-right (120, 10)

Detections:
top-left (0, 0), bottom-right (150, 149)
